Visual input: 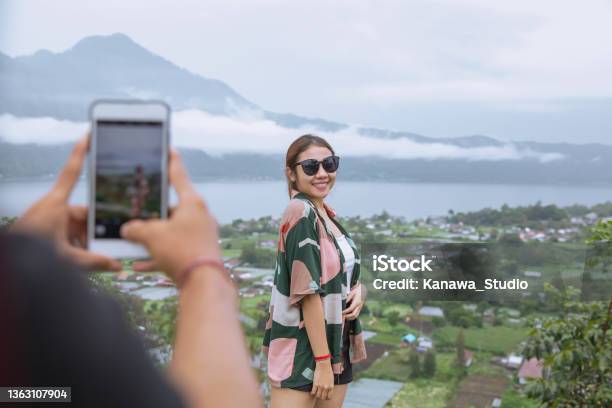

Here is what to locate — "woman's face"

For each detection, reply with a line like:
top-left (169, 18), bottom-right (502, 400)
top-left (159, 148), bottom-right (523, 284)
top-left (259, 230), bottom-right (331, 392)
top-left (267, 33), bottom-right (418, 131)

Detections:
top-left (288, 145), bottom-right (337, 201)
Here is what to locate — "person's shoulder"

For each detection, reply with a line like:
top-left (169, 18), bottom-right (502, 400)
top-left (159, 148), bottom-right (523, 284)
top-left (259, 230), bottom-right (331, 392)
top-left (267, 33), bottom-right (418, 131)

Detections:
top-left (282, 197), bottom-right (316, 222)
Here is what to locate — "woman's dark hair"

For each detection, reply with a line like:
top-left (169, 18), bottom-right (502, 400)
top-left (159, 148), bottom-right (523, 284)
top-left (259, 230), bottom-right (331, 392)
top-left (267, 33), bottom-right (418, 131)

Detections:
top-left (285, 134), bottom-right (335, 198)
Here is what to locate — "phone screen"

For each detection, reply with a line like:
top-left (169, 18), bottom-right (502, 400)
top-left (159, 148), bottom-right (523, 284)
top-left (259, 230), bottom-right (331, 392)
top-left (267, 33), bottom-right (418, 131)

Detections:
top-left (94, 120), bottom-right (163, 239)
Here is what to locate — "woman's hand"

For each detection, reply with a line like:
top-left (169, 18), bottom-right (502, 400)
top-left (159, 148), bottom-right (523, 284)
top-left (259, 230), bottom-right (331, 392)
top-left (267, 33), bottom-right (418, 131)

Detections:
top-left (13, 137), bottom-right (122, 272)
top-left (343, 283), bottom-right (365, 320)
top-left (311, 360), bottom-right (334, 400)
top-left (120, 149), bottom-right (222, 283)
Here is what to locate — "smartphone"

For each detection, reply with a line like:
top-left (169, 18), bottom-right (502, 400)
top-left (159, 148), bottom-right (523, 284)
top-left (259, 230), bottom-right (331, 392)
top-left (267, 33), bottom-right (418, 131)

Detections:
top-left (88, 100), bottom-right (170, 259)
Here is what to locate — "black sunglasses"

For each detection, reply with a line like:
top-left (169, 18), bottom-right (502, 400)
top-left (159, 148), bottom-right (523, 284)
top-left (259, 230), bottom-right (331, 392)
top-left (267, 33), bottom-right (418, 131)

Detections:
top-left (294, 155), bottom-right (340, 176)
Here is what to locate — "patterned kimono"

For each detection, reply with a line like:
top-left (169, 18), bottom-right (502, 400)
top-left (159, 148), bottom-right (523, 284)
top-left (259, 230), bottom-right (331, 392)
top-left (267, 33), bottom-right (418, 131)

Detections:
top-left (262, 191), bottom-right (367, 388)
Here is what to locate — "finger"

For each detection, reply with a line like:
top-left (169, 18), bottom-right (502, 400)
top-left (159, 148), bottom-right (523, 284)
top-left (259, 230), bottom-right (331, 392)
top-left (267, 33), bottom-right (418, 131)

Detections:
top-left (322, 387), bottom-right (331, 401)
top-left (121, 219), bottom-right (157, 245)
top-left (69, 205), bottom-right (88, 221)
top-left (53, 136), bottom-right (89, 201)
top-left (347, 307), bottom-right (362, 320)
top-left (310, 385), bottom-right (318, 396)
top-left (169, 149), bottom-right (197, 202)
top-left (327, 389), bottom-right (333, 400)
top-left (346, 290), bottom-right (356, 303)
top-left (67, 206), bottom-right (88, 245)
top-left (343, 303), bottom-right (358, 315)
top-left (132, 260), bottom-right (158, 272)
top-left (316, 385), bottom-right (324, 400)
top-left (63, 245), bottom-right (122, 271)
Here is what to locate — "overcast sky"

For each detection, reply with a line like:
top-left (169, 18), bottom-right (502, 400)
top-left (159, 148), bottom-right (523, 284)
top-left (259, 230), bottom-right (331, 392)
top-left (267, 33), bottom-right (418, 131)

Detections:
top-left (1, 0), bottom-right (611, 144)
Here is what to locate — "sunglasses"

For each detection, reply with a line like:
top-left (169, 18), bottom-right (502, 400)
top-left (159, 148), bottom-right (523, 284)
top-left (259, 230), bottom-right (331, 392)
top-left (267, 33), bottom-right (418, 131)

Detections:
top-left (294, 155), bottom-right (340, 176)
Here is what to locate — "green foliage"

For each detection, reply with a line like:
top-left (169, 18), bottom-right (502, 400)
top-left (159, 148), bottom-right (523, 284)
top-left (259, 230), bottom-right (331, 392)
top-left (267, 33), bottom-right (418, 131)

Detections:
top-left (387, 310), bottom-right (401, 326)
top-left (445, 305), bottom-right (481, 328)
top-left (432, 316), bottom-right (446, 328)
top-left (522, 285), bottom-right (612, 407)
top-left (450, 201), bottom-right (568, 227)
top-left (588, 219), bottom-right (612, 243)
top-left (423, 350), bottom-right (437, 378)
top-left (408, 349), bottom-right (421, 378)
top-left (143, 299), bottom-right (178, 346)
top-left (500, 389), bottom-right (539, 408)
top-left (456, 329), bottom-right (466, 369)
top-left (240, 241), bottom-right (275, 268)
top-left (0, 216), bottom-right (17, 229)
top-left (433, 324), bottom-right (529, 355)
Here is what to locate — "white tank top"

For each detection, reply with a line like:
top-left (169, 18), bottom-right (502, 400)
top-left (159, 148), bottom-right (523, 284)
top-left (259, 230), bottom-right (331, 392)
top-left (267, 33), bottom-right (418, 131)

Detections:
top-left (335, 234), bottom-right (355, 288)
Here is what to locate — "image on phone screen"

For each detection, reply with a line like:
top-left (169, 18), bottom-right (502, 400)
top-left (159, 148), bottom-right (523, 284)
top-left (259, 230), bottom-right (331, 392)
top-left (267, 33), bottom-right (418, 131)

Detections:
top-left (94, 120), bottom-right (163, 239)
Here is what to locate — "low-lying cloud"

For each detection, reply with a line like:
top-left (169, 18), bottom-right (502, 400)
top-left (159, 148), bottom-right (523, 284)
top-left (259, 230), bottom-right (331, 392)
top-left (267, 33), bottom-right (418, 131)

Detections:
top-left (0, 111), bottom-right (563, 163)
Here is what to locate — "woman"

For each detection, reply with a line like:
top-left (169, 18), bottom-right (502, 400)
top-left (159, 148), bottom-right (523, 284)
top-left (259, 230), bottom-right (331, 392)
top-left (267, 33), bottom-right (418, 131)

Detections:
top-left (263, 134), bottom-right (367, 408)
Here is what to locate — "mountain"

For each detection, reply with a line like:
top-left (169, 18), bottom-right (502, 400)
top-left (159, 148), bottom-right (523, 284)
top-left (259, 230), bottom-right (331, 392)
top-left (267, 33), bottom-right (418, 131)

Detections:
top-left (2, 33), bottom-right (612, 184)
top-left (0, 33), bottom-right (348, 132)
top-left (0, 33), bottom-right (256, 119)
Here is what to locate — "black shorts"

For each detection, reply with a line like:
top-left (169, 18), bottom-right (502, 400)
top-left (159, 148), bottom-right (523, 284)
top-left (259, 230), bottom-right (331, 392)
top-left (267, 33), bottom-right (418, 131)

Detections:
top-left (290, 325), bottom-right (353, 392)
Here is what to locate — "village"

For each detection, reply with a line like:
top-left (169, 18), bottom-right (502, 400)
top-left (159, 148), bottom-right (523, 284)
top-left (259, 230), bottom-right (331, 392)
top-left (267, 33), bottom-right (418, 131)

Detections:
top-left (93, 202), bottom-right (609, 408)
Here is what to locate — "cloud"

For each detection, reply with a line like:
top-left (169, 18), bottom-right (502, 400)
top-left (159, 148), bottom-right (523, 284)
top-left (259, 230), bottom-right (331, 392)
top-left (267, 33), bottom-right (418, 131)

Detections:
top-left (0, 114), bottom-right (88, 144)
top-left (0, 111), bottom-right (563, 163)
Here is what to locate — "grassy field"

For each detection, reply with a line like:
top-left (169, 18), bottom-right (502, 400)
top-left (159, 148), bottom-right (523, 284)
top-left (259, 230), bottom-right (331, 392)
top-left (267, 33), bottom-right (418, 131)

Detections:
top-left (386, 379), bottom-right (455, 408)
top-left (361, 348), bottom-right (413, 382)
top-left (362, 315), bottom-right (418, 346)
top-left (222, 248), bottom-right (242, 258)
top-left (432, 325), bottom-right (529, 355)
top-left (363, 349), bottom-right (458, 382)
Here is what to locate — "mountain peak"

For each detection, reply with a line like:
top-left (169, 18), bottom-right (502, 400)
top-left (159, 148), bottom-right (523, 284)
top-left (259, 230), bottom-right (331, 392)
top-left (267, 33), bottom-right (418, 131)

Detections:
top-left (68, 33), bottom-right (150, 58)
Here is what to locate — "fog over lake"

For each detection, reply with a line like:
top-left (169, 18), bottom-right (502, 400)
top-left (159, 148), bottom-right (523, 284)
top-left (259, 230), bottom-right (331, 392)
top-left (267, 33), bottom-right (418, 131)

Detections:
top-left (2, 180), bottom-right (611, 223)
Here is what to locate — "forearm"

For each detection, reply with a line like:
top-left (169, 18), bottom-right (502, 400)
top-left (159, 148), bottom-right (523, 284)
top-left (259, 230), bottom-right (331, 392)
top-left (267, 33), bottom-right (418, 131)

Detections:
top-left (170, 267), bottom-right (262, 407)
top-left (302, 294), bottom-right (329, 356)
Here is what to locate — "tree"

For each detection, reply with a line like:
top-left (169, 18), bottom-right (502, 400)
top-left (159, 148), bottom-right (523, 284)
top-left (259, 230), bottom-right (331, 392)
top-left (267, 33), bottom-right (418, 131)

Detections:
top-left (550, 270), bottom-right (565, 292)
top-left (387, 310), bottom-right (400, 326)
top-left (522, 284), bottom-right (611, 407)
top-left (408, 349), bottom-right (421, 378)
top-left (240, 242), bottom-right (274, 268)
top-left (423, 350), bottom-right (436, 378)
top-left (456, 329), bottom-right (466, 372)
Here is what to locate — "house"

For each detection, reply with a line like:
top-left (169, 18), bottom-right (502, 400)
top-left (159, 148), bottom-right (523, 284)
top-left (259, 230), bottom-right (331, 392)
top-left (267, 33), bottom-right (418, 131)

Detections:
top-left (518, 358), bottom-right (543, 384)
top-left (416, 336), bottom-right (433, 352)
top-left (258, 239), bottom-right (276, 249)
top-left (483, 308), bottom-right (496, 324)
top-left (400, 333), bottom-right (417, 347)
top-left (462, 303), bottom-right (477, 312)
top-left (418, 306), bottom-right (445, 318)
top-left (523, 270), bottom-right (542, 278)
top-left (505, 354), bottom-right (523, 369)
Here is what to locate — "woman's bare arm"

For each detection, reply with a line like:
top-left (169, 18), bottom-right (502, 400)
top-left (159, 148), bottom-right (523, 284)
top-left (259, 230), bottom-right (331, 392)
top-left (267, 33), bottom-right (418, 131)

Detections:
top-left (169, 267), bottom-right (262, 407)
top-left (302, 294), bottom-right (334, 400)
top-left (302, 294), bottom-right (330, 357)
top-left (121, 151), bottom-right (262, 407)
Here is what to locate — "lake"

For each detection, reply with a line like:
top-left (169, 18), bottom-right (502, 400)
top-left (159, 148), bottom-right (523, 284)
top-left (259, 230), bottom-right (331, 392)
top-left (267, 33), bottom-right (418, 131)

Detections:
top-left (1, 180), bottom-right (611, 223)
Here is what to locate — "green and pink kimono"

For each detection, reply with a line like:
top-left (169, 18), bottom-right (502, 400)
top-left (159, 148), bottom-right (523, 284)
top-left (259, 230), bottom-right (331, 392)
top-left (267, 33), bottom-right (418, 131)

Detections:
top-left (262, 191), bottom-right (367, 388)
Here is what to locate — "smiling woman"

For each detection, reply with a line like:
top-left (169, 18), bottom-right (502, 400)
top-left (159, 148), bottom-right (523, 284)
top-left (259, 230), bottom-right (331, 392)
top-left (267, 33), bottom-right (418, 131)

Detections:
top-left (263, 134), bottom-right (367, 408)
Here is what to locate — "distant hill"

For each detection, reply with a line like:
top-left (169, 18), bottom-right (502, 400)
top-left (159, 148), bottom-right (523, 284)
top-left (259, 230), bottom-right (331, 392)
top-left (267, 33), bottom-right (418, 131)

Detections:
top-left (2, 141), bottom-right (612, 185)
top-left (0, 33), bottom-right (347, 132)
top-left (2, 33), bottom-right (612, 184)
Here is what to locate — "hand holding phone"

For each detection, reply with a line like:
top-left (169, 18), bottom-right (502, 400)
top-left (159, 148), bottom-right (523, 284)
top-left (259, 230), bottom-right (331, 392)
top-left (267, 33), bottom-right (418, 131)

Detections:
top-left (88, 100), bottom-right (170, 259)
top-left (13, 137), bottom-right (122, 271)
top-left (120, 150), bottom-right (222, 282)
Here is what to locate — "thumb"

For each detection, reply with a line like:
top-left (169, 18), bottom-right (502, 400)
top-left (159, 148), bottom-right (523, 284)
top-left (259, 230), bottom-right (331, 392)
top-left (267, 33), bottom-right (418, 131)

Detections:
top-left (121, 220), bottom-right (152, 244)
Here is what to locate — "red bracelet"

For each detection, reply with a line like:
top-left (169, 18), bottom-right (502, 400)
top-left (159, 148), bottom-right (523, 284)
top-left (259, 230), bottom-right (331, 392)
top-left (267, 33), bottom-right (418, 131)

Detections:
top-left (177, 256), bottom-right (230, 288)
top-left (314, 354), bottom-right (331, 362)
